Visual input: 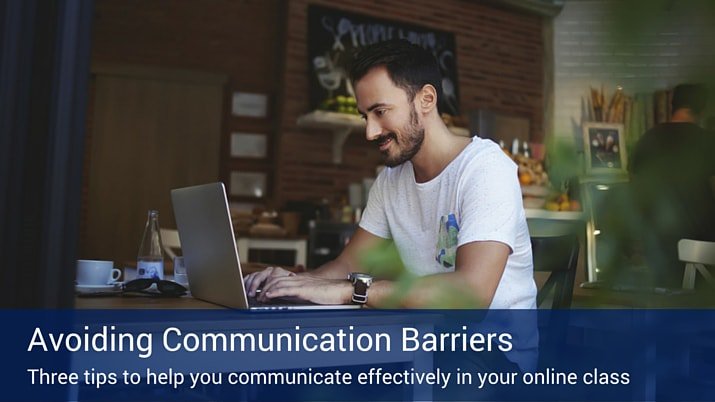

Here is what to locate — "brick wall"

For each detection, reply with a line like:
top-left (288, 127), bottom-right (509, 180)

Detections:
top-left (275, 0), bottom-right (544, 205)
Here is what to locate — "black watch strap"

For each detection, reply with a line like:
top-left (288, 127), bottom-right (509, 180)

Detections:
top-left (352, 280), bottom-right (369, 304)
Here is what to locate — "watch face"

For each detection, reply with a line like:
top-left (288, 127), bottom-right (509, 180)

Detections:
top-left (350, 273), bottom-right (373, 286)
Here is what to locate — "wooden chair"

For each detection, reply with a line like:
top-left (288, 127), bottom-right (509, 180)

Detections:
top-left (679, 239), bottom-right (715, 290)
top-left (532, 234), bottom-right (580, 309)
top-left (160, 228), bottom-right (182, 260)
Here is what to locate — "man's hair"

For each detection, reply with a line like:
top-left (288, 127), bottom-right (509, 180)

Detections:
top-left (349, 39), bottom-right (443, 103)
top-left (672, 84), bottom-right (708, 115)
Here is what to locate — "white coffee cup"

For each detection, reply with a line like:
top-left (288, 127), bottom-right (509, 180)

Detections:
top-left (76, 260), bottom-right (121, 286)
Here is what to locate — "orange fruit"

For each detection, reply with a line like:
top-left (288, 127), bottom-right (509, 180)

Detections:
top-left (519, 172), bottom-right (532, 186)
top-left (545, 201), bottom-right (560, 211)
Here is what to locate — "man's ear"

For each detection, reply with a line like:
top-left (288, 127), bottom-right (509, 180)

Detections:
top-left (416, 84), bottom-right (438, 114)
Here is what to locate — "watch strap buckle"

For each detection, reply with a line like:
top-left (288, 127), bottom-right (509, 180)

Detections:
top-left (351, 293), bottom-right (368, 304)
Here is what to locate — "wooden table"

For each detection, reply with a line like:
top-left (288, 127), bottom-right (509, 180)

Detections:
top-left (75, 294), bottom-right (222, 309)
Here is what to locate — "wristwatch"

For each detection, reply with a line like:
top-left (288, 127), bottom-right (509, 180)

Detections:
top-left (348, 273), bottom-right (373, 305)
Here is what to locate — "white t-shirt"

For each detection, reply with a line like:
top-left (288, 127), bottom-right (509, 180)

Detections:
top-left (359, 136), bottom-right (537, 309)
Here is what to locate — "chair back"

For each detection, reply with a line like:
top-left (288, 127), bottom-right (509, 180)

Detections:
top-left (679, 239), bottom-right (715, 289)
top-left (531, 234), bottom-right (579, 309)
top-left (678, 239), bottom-right (715, 265)
top-left (160, 228), bottom-right (182, 260)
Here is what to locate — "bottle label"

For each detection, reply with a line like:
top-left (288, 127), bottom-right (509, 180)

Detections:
top-left (137, 261), bottom-right (164, 280)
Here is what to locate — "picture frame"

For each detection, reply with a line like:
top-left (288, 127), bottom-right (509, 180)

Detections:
top-left (229, 171), bottom-right (268, 199)
top-left (230, 132), bottom-right (268, 158)
top-left (582, 122), bottom-right (627, 175)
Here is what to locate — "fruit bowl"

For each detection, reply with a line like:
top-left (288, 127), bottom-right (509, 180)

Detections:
top-left (520, 185), bottom-right (550, 198)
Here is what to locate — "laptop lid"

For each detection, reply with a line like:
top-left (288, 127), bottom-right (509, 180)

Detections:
top-left (170, 183), bottom-right (359, 310)
top-left (171, 183), bottom-right (249, 309)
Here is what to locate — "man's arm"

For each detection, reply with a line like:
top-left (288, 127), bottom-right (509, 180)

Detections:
top-left (364, 240), bottom-right (509, 308)
top-left (307, 227), bottom-right (385, 279)
top-left (245, 228), bottom-right (384, 300)
top-left (257, 238), bottom-right (509, 308)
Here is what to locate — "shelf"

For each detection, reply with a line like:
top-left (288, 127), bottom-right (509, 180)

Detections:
top-left (578, 175), bottom-right (629, 184)
top-left (296, 110), bottom-right (470, 164)
top-left (296, 111), bottom-right (362, 164)
top-left (525, 208), bottom-right (585, 221)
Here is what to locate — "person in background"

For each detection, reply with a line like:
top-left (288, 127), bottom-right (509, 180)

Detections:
top-left (629, 83), bottom-right (715, 288)
top-left (244, 39), bottom-right (536, 310)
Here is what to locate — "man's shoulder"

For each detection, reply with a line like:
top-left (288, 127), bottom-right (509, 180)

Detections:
top-left (637, 123), bottom-right (681, 142)
top-left (643, 122), bottom-right (707, 137)
top-left (633, 123), bottom-right (691, 152)
top-left (458, 137), bottom-right (516, 175)
top-left (631, 125), bottom-right (674, 170)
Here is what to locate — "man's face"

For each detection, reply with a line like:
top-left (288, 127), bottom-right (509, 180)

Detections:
top-left (354, 67), bottom-right (424, 167)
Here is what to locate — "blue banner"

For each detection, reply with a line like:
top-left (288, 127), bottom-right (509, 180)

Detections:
top-left (2, 309), bottom-right (714, 401)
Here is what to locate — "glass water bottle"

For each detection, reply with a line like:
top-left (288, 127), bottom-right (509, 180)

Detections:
top-left (137, 210), bottom-right (164, 280)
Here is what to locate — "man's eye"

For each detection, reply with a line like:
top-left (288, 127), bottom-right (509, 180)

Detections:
top-left (376, 109), bottom-right (387, 116)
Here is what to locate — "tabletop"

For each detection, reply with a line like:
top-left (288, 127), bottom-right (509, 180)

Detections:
top-left (74, 294), bottom-right (222, 309)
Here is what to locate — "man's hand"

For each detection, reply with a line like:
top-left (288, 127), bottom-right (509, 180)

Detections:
top-left (243, 267), bottom-right (352, 305)
top-left (258, 273), bottom-right (352, 305)
top-left (243, 266), bottom-right (295, 297)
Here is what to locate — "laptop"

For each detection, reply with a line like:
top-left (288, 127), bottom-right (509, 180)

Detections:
top-left (170, 182), bottom-right (359, 310)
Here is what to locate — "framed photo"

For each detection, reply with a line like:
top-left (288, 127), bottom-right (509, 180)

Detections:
top-left (582, 122), bottom-right (627, 175)
top-left (230, 132), bottom-right (267, 158)
top-left (229, 171), bottom-right (268, 198)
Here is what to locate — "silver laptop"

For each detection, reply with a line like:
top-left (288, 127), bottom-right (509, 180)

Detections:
top-left (170, 182), bottom-right (359, 310)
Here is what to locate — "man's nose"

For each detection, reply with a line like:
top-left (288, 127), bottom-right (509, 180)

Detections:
top-left (365, 117), bottom-right (383, 141)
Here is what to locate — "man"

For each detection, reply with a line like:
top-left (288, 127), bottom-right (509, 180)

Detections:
top-left (245, 40), bottom-right (536, 309)
top-left (629, 84), bottom-right (715, 287)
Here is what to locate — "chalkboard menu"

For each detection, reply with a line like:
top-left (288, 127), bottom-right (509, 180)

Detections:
top-left (307, 5), bottom-right (460, 116)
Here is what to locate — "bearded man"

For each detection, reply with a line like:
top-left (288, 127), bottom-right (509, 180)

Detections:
top-left (245, 40), bottom-right (536, 311)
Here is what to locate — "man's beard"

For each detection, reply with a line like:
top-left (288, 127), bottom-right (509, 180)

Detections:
top-left (377, 107), bottom-right (425, 168)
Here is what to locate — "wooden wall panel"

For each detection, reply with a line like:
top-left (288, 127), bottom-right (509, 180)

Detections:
top-left (83, 0), bottom-right (284, 252)
top-left (83, 67), bottom-right (224, 264)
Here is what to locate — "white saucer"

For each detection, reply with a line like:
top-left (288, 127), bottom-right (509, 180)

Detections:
top-left (75, 283), bottom-right (121, 293)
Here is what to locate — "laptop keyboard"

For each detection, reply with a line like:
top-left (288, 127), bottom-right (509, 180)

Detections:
top-left (248, 295), bottom-right (316, 307)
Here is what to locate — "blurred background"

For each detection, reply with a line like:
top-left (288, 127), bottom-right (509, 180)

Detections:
top-left (1, 0), bottom-right (714, 307)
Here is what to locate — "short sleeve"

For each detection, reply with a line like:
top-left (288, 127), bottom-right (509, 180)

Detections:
top-left (457, 150), bottom-right (521, 253)
top-left (358, 171), bottom-right (392, 239)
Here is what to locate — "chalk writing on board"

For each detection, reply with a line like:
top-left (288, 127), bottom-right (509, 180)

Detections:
top-left (308, 5), bottom-right (459, 116)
